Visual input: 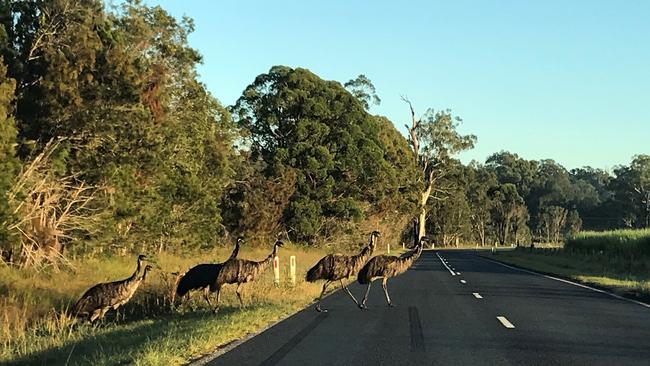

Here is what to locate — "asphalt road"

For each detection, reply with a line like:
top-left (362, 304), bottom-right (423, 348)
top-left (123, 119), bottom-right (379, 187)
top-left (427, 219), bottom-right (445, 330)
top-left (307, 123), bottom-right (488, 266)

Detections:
top-left (204, 250), bottom-right (650, 366)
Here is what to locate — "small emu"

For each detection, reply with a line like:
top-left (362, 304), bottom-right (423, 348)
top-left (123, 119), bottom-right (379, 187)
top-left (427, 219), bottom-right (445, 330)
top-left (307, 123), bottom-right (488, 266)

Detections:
top-left (306, 230), bottom-right (380, 312)
top-left (175, 237), bottom-right (242, 308)
top-left (72, 254), bottom-right (152, 322)
top-left (357, 236), bottom-right (427, 309)
top-left (211, 240), bottom-right (283, 313)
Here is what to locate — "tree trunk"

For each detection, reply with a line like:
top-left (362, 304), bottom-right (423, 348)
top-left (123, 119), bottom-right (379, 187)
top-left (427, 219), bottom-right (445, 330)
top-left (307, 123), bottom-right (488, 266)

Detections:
top-left (418, 183), bottom-right (432, 241)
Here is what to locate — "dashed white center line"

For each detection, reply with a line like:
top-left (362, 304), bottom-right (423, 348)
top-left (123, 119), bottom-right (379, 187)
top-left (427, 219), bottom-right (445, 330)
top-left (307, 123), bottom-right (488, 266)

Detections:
top-left (436, 253), bottom-right (456, 276)
top-left (456, 272), bottom-right (461, 275)
top-left (472, 292), bottom-right (483, 299)
top-left (460, 280), bottom-right (467, 284)
top-left (497, 316), bottom-right (515, 329)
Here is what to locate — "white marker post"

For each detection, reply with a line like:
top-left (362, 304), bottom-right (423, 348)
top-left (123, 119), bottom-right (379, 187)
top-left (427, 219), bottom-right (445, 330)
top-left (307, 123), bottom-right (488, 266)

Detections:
top-left (289, 255), bottom-right (296, 286)
top-left (387, 243), bottom-right (390, 254)
top-left (273, 256), bottom-right (280, 285)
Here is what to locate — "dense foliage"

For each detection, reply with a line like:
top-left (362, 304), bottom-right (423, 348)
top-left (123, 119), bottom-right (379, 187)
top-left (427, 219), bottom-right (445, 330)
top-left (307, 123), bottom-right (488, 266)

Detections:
top-left (0, 0), bottom-right (647, 266)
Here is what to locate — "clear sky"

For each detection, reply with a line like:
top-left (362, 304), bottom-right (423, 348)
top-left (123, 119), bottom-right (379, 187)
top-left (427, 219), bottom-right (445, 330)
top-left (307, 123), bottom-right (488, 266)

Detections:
top-left (138, 0), bottom-right (649, 171)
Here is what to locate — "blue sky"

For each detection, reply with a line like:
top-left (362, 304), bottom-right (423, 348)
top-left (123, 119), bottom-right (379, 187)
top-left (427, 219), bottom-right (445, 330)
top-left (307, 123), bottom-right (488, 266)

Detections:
top-left (138, 0), bottom-right (649, 171)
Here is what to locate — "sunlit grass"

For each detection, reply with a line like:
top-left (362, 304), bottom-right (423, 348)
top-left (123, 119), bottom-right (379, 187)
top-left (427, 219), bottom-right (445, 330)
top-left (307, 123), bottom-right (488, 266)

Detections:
top-left (492, 246), bottom-right (650, 299)
top-left (1, 244), bottom-right (331, 365)
top-left (566, 228), bottom-right (650, 256)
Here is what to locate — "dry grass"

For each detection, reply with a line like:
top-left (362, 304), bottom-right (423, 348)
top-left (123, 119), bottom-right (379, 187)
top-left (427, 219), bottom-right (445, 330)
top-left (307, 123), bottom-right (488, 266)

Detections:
top-left (1, 243), bottom-right (347, 365)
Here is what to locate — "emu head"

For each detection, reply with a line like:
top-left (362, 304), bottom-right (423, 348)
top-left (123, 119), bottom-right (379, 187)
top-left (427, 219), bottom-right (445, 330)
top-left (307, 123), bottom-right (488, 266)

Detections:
top-left (236, 236), bottom-right (244, 244)
top-left (142, 264), bottom-right (154, 280)
top-left (274, 240), bottom-right (284, 248)
top-left (138, 254), bottom-right (148, 262)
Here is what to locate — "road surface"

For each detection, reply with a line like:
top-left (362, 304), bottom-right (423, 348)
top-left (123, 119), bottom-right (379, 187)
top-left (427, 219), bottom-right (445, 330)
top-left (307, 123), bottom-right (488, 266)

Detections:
top-left (204, 250), bottom-right (650, 365)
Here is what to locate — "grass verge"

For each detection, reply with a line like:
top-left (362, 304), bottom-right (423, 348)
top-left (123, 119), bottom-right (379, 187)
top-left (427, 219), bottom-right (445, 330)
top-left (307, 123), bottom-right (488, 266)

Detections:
top-left (485, 248), bottom-right (650, 302)
top-left (1, 244), bottom-right (335, 365)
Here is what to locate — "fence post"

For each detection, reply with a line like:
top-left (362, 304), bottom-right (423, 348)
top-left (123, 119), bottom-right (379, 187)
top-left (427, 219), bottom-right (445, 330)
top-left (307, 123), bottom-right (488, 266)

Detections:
top-left (273, 256), bottom-right (280, 285)
top-left (289, 255), bottom-right (296, 285)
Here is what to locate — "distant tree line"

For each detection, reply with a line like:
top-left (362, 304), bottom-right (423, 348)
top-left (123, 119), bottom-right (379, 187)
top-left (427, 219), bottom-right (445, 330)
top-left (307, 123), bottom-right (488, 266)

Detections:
top-left (0, 0), bottom-right (647, 266)
top-left (426, 153), bottom-right (650, 247)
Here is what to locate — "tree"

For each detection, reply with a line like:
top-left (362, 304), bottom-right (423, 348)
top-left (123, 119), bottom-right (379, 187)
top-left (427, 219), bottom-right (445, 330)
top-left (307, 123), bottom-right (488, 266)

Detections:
top-left (344, 74), bottom-right (381, 110)
top-left (611, 155), bottom-right (650, 228)
top-left (489, 183), bottom-right (525, 245)
top-left (427, 160), bottom-right (471, 247)
top-left (564, 209), bottom-right (582, 236)
top-left (538, 205), bottom-right (568, 243)
top-left (232, 66), bottom-right (406, 241)
top-left (403, 98), bottom-right (475, 239)
top-left (0, 56), bottom-right (18, 247)
top-left (467, 162), bottom-right (496, 246)
top-left (1, 0), bottom-right (237, 255)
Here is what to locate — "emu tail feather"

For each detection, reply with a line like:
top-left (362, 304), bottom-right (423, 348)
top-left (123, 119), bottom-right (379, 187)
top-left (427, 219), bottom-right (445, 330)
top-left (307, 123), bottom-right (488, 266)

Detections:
top-left (175, 274), bottom-right (194, 298)
top-left (357, 261), bottom-right (373, 284)
top-left (176, 263), bottom-right (222, 298)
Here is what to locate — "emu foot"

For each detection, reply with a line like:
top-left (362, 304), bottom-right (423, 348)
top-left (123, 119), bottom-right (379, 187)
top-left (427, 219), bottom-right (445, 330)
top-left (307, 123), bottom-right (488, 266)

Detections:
top-left (387, 303), bottom-right (396, 308)
top-left (358, 304), bottom-right (369, 310)
top-left (315, 305), bottom-right (328, 313)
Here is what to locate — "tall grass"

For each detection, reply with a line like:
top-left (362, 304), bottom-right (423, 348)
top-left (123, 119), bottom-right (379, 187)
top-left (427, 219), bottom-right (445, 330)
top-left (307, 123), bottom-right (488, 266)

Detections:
top-left (565, 229), bottom-right (650, 257)
top-left (0, 243), bottom-right (347, 364)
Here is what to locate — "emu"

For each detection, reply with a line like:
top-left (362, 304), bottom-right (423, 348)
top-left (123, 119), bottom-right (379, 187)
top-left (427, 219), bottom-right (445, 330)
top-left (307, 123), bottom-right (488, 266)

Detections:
top-left (357, 236), bottom-right (427, 309)
top-left (175, 237), bottom-right (242, 308)
top-left (72, 254), bottom-right (152, 322)
top-left (211, 240), bottom-right (283, 313)
top-left (306, 231), bottom-right (380, 312)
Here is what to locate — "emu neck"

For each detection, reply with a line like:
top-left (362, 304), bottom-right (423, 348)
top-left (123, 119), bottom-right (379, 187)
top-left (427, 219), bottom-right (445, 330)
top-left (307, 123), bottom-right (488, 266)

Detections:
top-left (229, 242), bottom-right (240, 260)
top-left (260, 245), bottom-right (278, 268)
top-left (354, 236), bottom-right (375, 263)
top-left (129, 258), bottom-right (143, 281)
top-left (399, 245), bottom-right (422, 267)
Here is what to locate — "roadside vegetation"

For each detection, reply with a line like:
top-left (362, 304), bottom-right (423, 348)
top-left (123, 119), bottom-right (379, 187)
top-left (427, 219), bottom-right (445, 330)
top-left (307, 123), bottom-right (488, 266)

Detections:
top-left (0, 0), bottom-right (649, 365)
top-left (1, 244), bottom-right (331, 365)
top-left (492, 229), bottom-right (650, 301)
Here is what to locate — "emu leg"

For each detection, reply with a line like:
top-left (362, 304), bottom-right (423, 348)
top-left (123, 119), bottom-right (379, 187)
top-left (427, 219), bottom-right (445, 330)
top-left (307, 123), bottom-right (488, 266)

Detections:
top-left (236, 283), bottom-right (245, 307)
top-left (360, 282), bottom-right (373, 310)
top-left (203, 288), bottom-right (213, 308)
top-left (381, 277), bottom-right (394, 307)
top-left (89, 309), bottom-right (102, 323)
top-left (212, 288), bottom-right (221, 314)
top-left (340, 280), bottom-right (360, 306)
top-left (315, 281), bottom-right (330, 312)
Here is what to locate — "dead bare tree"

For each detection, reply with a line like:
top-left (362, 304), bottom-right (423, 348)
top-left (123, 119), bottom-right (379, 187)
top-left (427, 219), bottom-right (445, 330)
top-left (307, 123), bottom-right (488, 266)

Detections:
top-left (402, 96), bottom-right (476, 240)
top-left (6, 138), bottom-right (101, 269)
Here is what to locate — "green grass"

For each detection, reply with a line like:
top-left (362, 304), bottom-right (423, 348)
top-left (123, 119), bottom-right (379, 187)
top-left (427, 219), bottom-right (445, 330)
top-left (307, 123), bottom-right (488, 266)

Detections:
top-left (490, 246), bottom-right (650, 300)
top-left (1, 244), bottom-right (335, 365)
top-left (566, 228), bottom-right (650, 256)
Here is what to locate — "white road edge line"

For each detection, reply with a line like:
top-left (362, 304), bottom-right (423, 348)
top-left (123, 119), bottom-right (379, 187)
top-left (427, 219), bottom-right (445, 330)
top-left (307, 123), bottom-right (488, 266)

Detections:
top-left (497, 316), bottom-right (515, 329)
top-left (460, 279), bottom-right (467, 284)
top-left (472, 292), bottom-right (483, 299)
top-left (436, 252), bottom-right (456, 276)
top-left (481, 257), bottom-right (650, 310)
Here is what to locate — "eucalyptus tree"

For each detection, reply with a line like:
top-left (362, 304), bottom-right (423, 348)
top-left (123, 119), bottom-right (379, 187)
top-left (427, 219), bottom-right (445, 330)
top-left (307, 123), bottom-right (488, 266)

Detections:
top-left (489, 183), bottom-right (525, 245)
top-left (344, 74), bottom-right (381, 110)
top-left (611, 155), bottom-right (650, 228)
top-left (402, 98), bottom-right (475, 239)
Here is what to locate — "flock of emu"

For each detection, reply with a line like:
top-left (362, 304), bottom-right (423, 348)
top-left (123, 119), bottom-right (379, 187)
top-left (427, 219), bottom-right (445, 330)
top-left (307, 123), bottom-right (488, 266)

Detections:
top-left (72, 224), bottom-right (426, 322)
